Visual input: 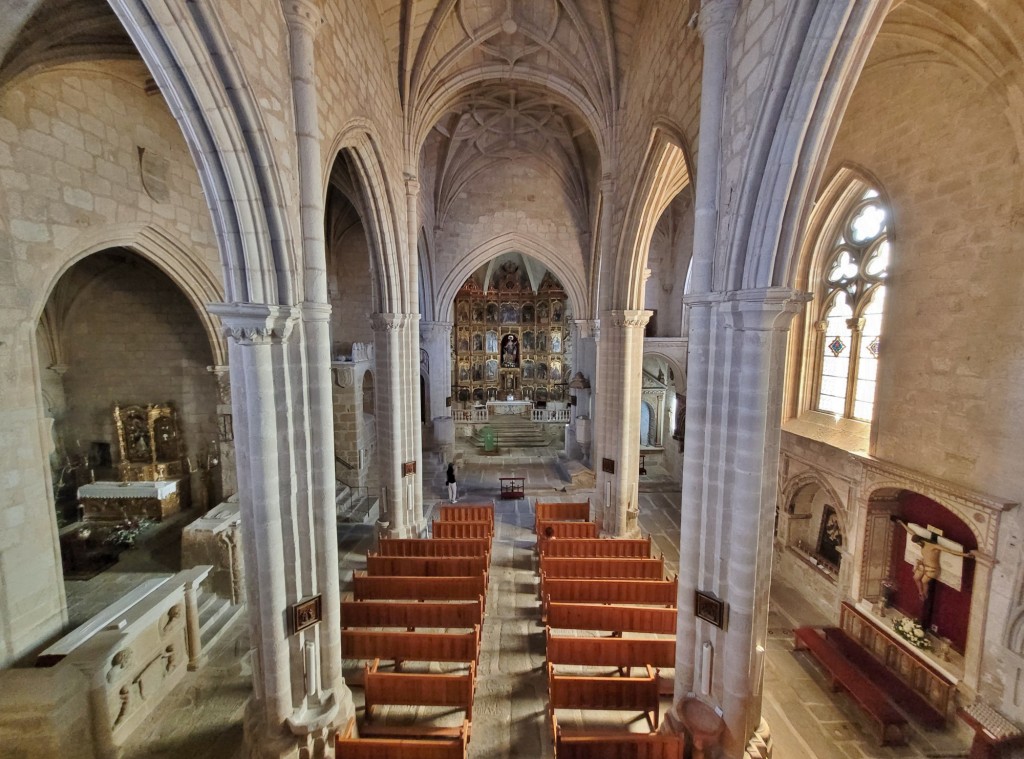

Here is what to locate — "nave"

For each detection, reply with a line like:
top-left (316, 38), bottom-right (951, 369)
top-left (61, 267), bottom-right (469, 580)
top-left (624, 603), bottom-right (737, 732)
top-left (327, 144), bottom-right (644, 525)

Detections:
top-left (102, 446), bottom-right (972, 759)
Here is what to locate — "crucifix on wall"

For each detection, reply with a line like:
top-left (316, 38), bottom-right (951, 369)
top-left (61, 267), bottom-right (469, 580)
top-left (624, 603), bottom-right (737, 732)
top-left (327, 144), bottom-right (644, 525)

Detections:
top-left (895, 519), bottom-right (976, 601)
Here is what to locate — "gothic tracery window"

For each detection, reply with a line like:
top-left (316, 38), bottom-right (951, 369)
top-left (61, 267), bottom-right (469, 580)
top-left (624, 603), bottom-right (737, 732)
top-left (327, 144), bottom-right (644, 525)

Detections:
top-left (815, 187), bottom-right (891, 423)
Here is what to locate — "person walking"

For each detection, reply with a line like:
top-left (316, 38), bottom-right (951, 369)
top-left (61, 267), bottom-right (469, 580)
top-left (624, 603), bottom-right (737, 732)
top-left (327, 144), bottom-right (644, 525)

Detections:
top-left (446, 463), bottom-right (458, 502)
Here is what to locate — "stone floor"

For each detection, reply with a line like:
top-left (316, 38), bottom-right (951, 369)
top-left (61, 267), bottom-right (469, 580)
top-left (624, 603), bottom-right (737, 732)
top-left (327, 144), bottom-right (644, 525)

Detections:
top-left (66, 440), bottom-right (973, 758)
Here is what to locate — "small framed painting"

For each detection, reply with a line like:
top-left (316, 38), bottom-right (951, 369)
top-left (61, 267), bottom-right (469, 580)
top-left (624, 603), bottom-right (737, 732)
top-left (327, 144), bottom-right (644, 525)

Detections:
top-left (291, 595), bottom-right (322, 634)
top-left (695, 590), bottom-right (726, 629)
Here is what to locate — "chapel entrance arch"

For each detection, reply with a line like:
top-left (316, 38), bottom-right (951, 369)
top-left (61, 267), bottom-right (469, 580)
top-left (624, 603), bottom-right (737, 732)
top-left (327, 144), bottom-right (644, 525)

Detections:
top-left (36, 247), bottom-right (221, 602)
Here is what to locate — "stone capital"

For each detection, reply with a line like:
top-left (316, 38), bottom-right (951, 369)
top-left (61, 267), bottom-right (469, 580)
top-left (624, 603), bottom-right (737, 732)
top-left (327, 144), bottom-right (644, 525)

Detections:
top-left (718, 287), bottom-right (810, 332)
top-left (697, 0), bottom-right (739, 40)
top-left (573, 318), bottom-right (598, 339)
top-left (419, 320), bottom-right (453, 341)
top-left (370, 312), bottom-right (408, 332)
top-left (606, 309), bottom-right (652, 329)
top-left (846, 316), bottom-right (866, 332)
top-left (404, 174), bottom-right (420, 195)
top-left (207, 303), bottom-right (300, 346)
top-left (282, 0), bottom-right (324, 35)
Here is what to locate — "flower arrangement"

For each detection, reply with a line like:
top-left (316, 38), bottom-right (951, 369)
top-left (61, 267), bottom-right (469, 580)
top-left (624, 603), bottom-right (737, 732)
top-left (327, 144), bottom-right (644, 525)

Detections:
top-left (893, 616), bottom-right (931, 650)
top-left (104, 517), bottom-right (154, 547)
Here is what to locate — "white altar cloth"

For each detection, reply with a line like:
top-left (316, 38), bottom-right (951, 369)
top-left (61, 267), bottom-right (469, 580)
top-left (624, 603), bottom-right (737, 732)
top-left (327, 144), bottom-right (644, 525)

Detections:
top-left (487, 400), bottom-right (533, 416)
top-left (78, 480), bottom-right (179, 500)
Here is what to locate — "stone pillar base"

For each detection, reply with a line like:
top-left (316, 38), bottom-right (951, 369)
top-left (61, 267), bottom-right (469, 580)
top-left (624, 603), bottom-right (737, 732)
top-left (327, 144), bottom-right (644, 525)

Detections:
top-left (243, 690), bottom-right (352, 759)
top-left (663, 696), bottom-right (726, 759)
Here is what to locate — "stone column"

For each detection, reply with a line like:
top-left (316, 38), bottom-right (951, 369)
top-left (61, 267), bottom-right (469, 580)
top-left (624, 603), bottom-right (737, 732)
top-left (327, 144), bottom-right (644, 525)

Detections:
top-left (421, 320), bottom-right (454, 460)
top-left (208, 365), bottom-right (237, 498)
top-left (594, 310), bottom-right (650, 538)
top-left (671, 289), bottom-right (803, 759)
top-left (282, 3), bottom-right (349, 753)
top-left (183, 578), bottom-right (203, 671)
top-left (404, 176), bottom-right (425, 534)
top-left (372, 313), bottom-right (409, 537)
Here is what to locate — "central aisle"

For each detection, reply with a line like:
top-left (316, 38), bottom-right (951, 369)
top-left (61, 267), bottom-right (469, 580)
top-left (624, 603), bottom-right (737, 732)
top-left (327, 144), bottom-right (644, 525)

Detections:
top-left (467, 497), bottom-right (550, 758)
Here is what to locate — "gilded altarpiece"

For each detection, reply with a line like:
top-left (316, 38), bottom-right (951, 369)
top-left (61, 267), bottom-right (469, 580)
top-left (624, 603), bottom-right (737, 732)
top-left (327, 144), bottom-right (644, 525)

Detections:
top-left (451, 264), bottom-right (571, 405)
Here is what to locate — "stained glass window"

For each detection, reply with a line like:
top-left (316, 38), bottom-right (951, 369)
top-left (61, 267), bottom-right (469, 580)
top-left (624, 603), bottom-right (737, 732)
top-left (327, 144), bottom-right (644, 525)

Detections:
top-left (814, 187), bottom-right (891, 422)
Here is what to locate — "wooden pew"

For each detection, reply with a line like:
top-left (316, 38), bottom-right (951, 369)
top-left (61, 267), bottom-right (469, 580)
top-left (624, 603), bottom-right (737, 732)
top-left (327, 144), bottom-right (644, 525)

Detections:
top-left (822, 627), bottom-right (946, 729)
top-left (535, 501), bottom-right (590, 532)
top-left (342, 627), bottom-right (480, 665)
top-left (364, 658), bottom-right (476, 721)
top-left (352, 573), bottom-right (487, 602)
top-left (542, 578), bottom-right (677, 622)
top-left (377, 538), bottom-right (490, 561)
top-left (336, 716), bottom-right (470, 759)
top-left (546, 628), bottom-right (674, 670)
top-left (540, 537), bottom-right (652, 559)
top-left (341, 598), bottom-right (484, 630)
top-left (552, 715), bottom-right (684, 759)
top-left (540, 557), bottom-right (664, 580)
top-left (432, 520), bottom-right (493, 540)
top-left (793, 626), bottom-right (907, 745)
top-left (366, 554), bottom-right (488, 578)
top-left (548, 663), bottom-right (661, 730)
top-left (536, 520), bottom-right (600, 541)
top-left (437, 504), bottom-right (494, 530)
top-left (547, 603), bottom-right (677, 635)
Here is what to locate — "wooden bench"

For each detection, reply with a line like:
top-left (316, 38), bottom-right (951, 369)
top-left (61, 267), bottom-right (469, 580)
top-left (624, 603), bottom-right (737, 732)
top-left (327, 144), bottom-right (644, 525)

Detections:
top-left (366, 554), bottom-right (488, 578)
top-left (540, 537), bottom-right (652, 558)
top-left (342, 627), bottom-right (480, 665)
top-left (364, 658), bottom-right (476, 721)
top-left (822, 627), bottom-right (946, 729)
top-left (546, 628), bottom-right (674, 670)
top-left (543, 578), bottom-right (677, 622)
top-left (547, 603), bottom-right (677, 635)
top-left (536, 520), bottom-right (600, 541)
top-left (793, 626), bottom-right (907, 745)
top-left (341, 598), bottom-right (484, 630)
top-left (432, 520), bottom-right (493, 540)
top-left (552, 715), bottom-right (683, 759)
top-left (548, 662), bottom-right (661, 731)
top-left (540, 557), bottom-right (664, 580)
top-left (336, 716), bottom-right (470, 759)
top-left (377, 538), bottom-right (490, 561)
top-left (352, 573), bottom-right (487, 602)
top-left (437, 504), bottom-right (494, 530)
top-left (536, 501), bottom-right (590, 532)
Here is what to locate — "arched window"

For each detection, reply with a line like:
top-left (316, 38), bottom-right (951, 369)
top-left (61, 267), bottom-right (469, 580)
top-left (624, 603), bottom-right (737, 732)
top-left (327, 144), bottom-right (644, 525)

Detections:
top-left (814, 187), bottom-right (891, 423)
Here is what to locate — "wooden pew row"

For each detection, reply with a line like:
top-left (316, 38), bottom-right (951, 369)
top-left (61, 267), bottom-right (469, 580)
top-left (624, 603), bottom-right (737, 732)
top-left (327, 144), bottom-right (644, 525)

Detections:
top-left (540, 556), bottom-right (665, 580)
top-left (432, 520), bottom-right (493, 540)
top-left (336, 718), bottom-right (470, 759)
top-left (342, 627), bottom-right (479, 665)
top-left (367, 554), bottom-right (488, 578)
top-left (352, 573), bottom-right (487, 602)
top-left (552, 716), bottom-right (684, 759)
top-left (377, 538), bottom-right (491, 561)
top-left (341, 598), bottom-right (484, 630)
top-left (548, 663), bottom-right (661, 731)
top-left (437, 503), bottom-right (494, 529)
top-left (364, 658), bottom-right (476, 721)
top-left (535, 501), bottom-right (590, 532)
top-left (540, 537), bottom-right (652, 559)
top-left (546, 627), bottom-right (675, 670)
top-left (542, 578), bottom-right (677, 622)
top-left (547, 603), bottom-right (677, 635)
top-left (536, 520), bottom-right (600, 541)
top-left (793, 626), bottom-right (907, 745)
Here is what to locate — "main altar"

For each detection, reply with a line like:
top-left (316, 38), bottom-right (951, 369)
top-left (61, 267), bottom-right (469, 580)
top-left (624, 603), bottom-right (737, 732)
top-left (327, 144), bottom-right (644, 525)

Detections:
top-left (487, 400), bottom-right (532, 416)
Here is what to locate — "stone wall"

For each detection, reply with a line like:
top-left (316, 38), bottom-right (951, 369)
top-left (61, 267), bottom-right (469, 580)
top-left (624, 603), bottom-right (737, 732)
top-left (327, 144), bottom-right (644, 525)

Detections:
top-left (0, 61), bottom-right (220, 665)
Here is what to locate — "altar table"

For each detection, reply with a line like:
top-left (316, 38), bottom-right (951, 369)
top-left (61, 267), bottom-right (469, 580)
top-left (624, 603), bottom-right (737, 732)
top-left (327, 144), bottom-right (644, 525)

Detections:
top-left (487, 400), bottom-right (533, 416)
top-left (78, 480), bottom-right (182, 521)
